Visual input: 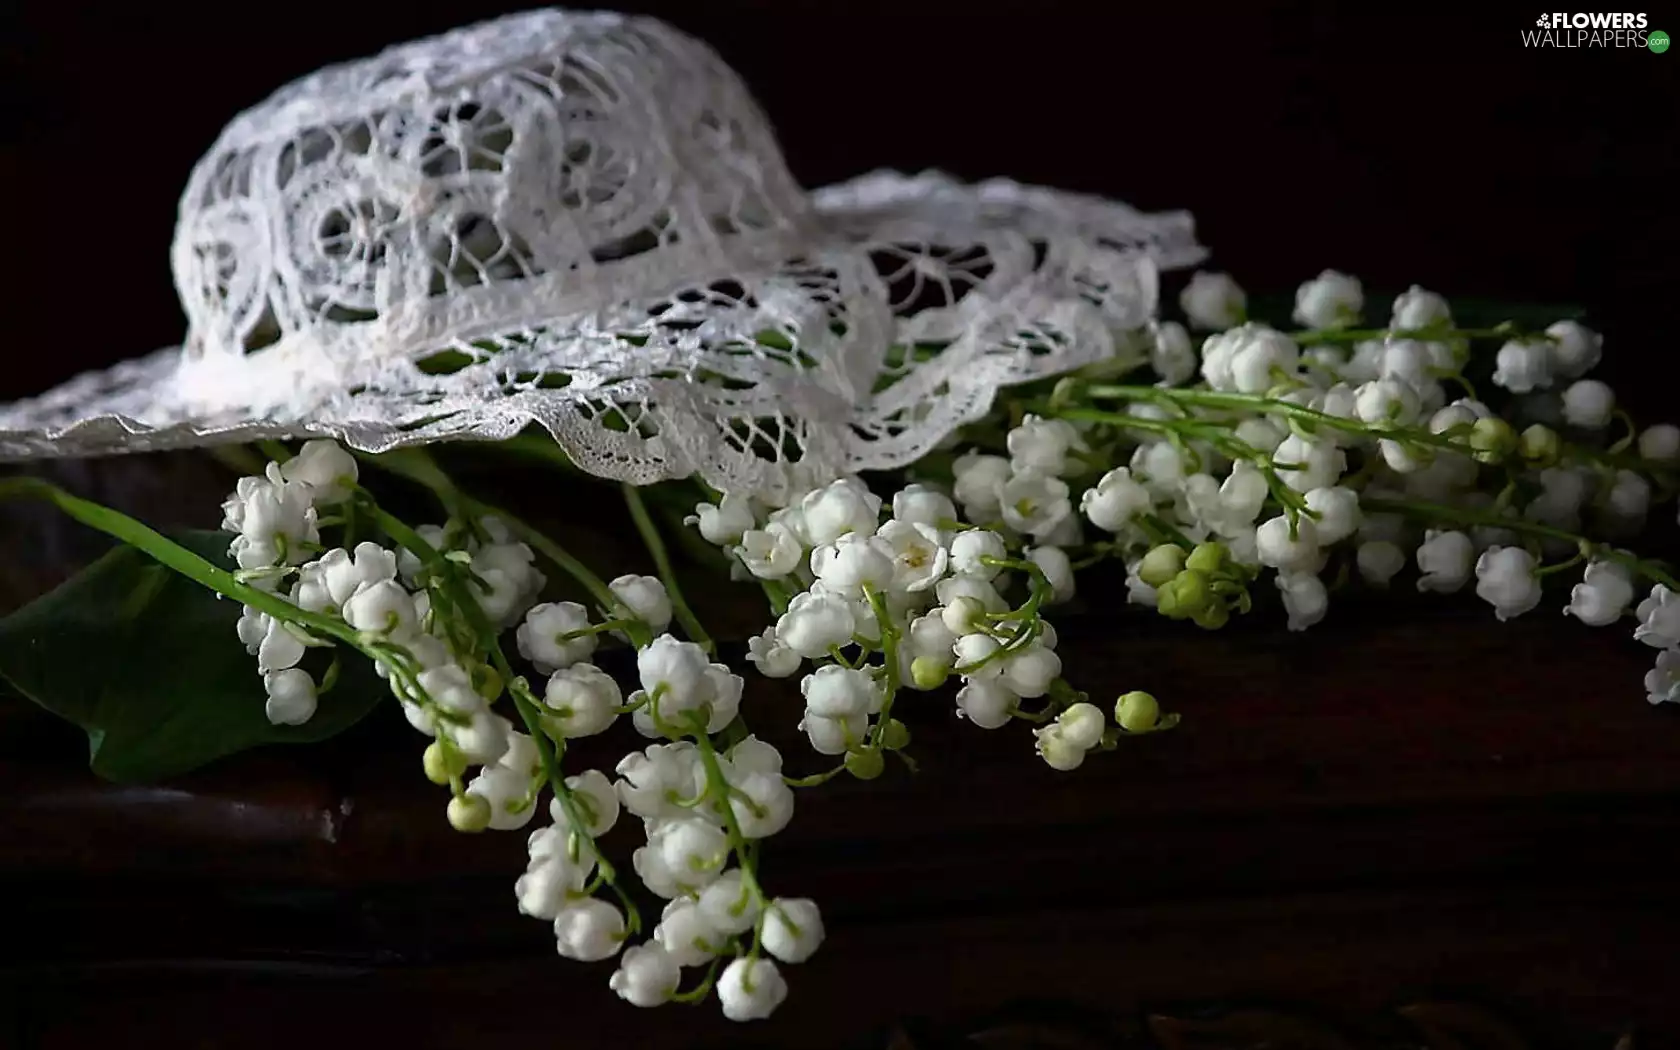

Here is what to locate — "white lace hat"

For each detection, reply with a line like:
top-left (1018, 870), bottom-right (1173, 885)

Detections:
top-left (0, 9), bottom-right (1204, 498)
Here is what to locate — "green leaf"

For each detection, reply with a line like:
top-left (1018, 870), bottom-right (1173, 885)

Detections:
top-left (0, 530), bottom-right (382, 783)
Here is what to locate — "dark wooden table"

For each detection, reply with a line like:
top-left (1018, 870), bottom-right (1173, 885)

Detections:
top-left (3, 588), bottom-right (1677, 1050)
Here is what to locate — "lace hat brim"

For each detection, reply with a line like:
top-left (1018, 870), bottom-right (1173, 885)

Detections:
top-left (0, 170), bottom-right (1203, 499)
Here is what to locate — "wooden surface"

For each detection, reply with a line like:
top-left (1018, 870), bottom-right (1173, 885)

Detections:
top-left (3, 587), bottom-right (1678, 1049)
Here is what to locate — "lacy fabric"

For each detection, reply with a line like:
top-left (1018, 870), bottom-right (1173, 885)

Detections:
top-left (0, 9), bottom-right (1204, 499)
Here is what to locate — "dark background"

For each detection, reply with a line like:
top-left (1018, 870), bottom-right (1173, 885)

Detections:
top-left (2, 1), bottom-right (1675, 404)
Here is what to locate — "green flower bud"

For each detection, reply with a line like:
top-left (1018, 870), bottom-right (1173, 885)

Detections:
top-left (880, 719), bottom-right (911, 751)
top-left (447, 793), bottom-right (492, 833)
top-left (845, 747), bottom-right (885, 780)
top-left (1169, 568), bottom-right (1213, 615)
top-left (1049, 376), bottom-right (1086, 409)
top-left (910, 656), bottom-right (950, 691)
top-left (1138, 544), bottom-right (1188, 588)
top-left (1469, 416), bottom-right (1517, 465)
top-left (1191, 601), bottom-right (1230, 630)
top-left (1115, 690), bottom-right (1161, 732)
top-left (423, 740), bottom-right (467, 785)
top-left (1519, 423), bottom-right (1561, 467)
top-left (1185, 541), bottom-right (1228, 576)
top-left (470, 661), bottom-right (504, 702)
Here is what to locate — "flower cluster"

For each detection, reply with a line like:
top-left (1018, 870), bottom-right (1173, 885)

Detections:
top-left (214, 441), bottom-right (829, 1020)
top-left (689, 465), bottom-right (1166, 778)
top-left (1026, 269), bottom-right (1680, 705)
top-left (177, 266), bottom-right (1680, 1021)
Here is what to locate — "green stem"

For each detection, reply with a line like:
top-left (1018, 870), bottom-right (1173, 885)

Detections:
top-left (0, 477), bottom-right (352, 642)
top-left (862, 584), bottom-right (902, 751)
top-left (687, 713), bottom-right (766, 957)
top-left (623, 483), bottom-right (712, 651)
top-left (1288, 324), bottom-right (1522, 346)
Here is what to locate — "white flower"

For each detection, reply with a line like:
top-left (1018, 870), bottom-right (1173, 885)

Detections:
top-left (1055, 702), bottom-right (1107, 750)
top-left (1492, 339), bottom-right (1554, 394)
top-left (1340, 341), bottom-right (1384, 384)
top-left (609, 943), bottom-right (680, 1008)
top-left (263, 668), bottom-right (317, 726)
top-left (800, 664), bottom-right (878, 721)
top-left (1546, 320), bottom-right (1602, 378)
top-left (1377, 340), bottom-right (1440, 388)
top-left (1002, 642), bottom-right (1062, 699)
top-left (694, 664), bottom-right (744, 737)
top-left (1275, 571), bottom-right (1329, 631)
top-left (553, 898), bottom-right (626, 962)
top-left (1416, 530), bottom-right (1475, 593)
top-left (955, 679), bottom-right (1017, 729)
top-left (718, 957), bottom-right (788, 1022)
top-left (746, 627), bottom-right (802, 678)
top-left (775, 590), bottom-right (856, 659)
top-left (998, 471), bottom-right (1072, 539)
top-left (1561, 379), bottom-right (1615, 429)
top-left (296, 542), bottom-right (397, 615)
top-left (222, 463), bottom-right (320, 567)
top-left (516, 858), bottom-right (590, 921)
top-left (609, 574), bottom-right (674, 635)
top-left (277, 440), bottom-right (359, 504)
top-left (1475, 546), bottom-right (1543, 621)
top-left (1007, 414), bottom-right (1086, 476)
top-left (891, 483), bottom-right (958, 532)
top-left (761, 898), bottom-right (825, 964)
top-left (900, 614), bottom-right (958, 686)
top-left (1565, 561), bottom-right (1636, 627)
top-left (1645, 650), bottom-right (1680, 705)
top-left (798, 711), bottom-right (861, 754)
top-left (254, 616), bottom-right (308, 673)
top-left (1081, 467), bottom-right (1153, 532)
top-left (467, 750), bottom-right (540, 832)
top-left (1526, 467), bottom-right (1591, 528)
top-left (1131, 442), bottom-right (1188, 496)
top-left (1635, 586), bottom-right (1680, 649)
top-left (1228, 326), bottom-right (1302, 393)
top-left (1026, 546), bottom-right (1075, 605)
top-left (1180, 271), bottom-right (1247, 330)
top-left (800, 478), bottom-right (882, 545)
top-left (1272, 434), bottom-right (1346, 492)
top-left (1356, 540), bottom-right (1406, 587)
top-left (454, 710), bottom-right (513, 767)
top-left (1604, 470), bottom-right (1651, 523)
top-left (810, 533), bottom-right (896, 597)
top-left (1312, 382), bottom-right (1359, 421)
top-left (1236, 414), bottom-right (1283, 453)
top-left (948, 529), bottom-right (1007, 580)
top-left (1302, 487), bottom-right (1361, 546)
top-left (636, 635), bottom-right (714, 727)
top-left (652, 818), bottom-right (729, 889)
top-left (616, 742), bottom-right (704, 823)
top-left (734, 523), bottom-right (803, 580)
top-left (342, 579), bottom-right (419, 639)
top-left (1124, 561), bottom-right (1158, 608)
top-left (696, 869), bottom-right (762, 937)
top-left (874, 519), bottom-right (949, 593)
top-left (1391, 285), bottom-right (1451, 330)
top-left (556, 770), bottom-right (623, 842)
top-left (1150, 320), bottom-right (1197, 385)
top-left (541, 663), bottom-right (621, 738)
top-left (687, 493), bottom-right (755, 546)
top-left (1256, 514), bottom-right (1322, 573)
top-left (1294, 270), bottom-right (1363, 329)
top-left (654, 898), bottom-right (723, 967)
top-left (1033, 724), bottom-right (1088, 771)
top-left (1639, 424), bottom-right (1680, 465)
top-left (1214, 461), bottom-right (1269, 531)
top-left (729, 767), bottom-right (794, 839)
top-left (1355, 378), bottom-right (1421, 427)
top-left (952, 453), bottom-right (1013, 521)
top-left (516, 601), bottom-right (597, 674)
